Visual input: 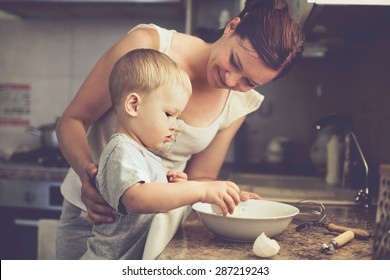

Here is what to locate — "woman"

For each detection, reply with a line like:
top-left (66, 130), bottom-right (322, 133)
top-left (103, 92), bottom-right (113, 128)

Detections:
top-left (56, 0), bottom-right (304, 259)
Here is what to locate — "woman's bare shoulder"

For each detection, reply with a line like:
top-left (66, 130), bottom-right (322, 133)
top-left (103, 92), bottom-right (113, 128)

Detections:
top-left (172, 31), bottom-right (202, 47)
top-left (118, 26), bottom-right (160, 50)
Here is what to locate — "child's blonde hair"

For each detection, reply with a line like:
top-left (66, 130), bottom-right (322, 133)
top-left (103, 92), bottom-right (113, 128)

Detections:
top-left (109, 48), bottom-right (192, 108)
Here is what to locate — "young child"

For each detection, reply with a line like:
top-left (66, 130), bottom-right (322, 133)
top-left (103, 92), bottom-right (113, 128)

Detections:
top-left (80, 49), bottom-right (241, 259)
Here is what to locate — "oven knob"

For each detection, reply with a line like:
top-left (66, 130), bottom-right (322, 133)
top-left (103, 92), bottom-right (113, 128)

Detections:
top-left (24, 191), bottom-right (35, 204)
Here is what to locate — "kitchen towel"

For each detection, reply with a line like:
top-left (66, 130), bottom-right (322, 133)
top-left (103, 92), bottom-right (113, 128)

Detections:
top-left (37, 219), bottom-right (58, 260)
top-left (142, 205), bottom-right (191, 260)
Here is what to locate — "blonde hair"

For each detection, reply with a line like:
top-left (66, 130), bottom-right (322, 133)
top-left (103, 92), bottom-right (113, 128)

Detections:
top-left (109, 49), bottom-right (192, 108)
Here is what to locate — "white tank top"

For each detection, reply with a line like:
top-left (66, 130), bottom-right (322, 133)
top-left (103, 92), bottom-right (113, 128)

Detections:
top-left (60, 24), bottom-right (264, 210)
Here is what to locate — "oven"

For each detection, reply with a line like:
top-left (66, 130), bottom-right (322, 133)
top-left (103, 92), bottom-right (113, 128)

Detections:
top-left (0, 162), bottom-right (68, 260)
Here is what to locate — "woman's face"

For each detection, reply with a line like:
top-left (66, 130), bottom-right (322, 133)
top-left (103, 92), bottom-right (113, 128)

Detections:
top-left (207, 20), bottom-right (280, 92)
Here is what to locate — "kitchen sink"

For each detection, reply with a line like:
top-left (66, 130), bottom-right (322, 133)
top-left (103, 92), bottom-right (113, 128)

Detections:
top-left (227, 173), bottom-right (359, 205)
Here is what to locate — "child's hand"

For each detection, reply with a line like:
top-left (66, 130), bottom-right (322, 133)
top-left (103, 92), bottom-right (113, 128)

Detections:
top-left (201, 181), bottom-right (241, 216)
top-left (167, 171), bottom-right (188, 182)
top-left (240, 190), bottom-right (263, 201)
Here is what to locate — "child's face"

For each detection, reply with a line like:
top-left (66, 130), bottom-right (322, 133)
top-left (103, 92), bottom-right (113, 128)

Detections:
top-left (133, 85), bottom-right (189, 149)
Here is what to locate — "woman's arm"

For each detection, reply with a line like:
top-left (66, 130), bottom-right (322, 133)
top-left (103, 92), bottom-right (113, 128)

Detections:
top-left (56, 28), bottom-right (159, 224)
top-left (57, 52), bottom-right (116, 224)
top-left (121, 180), bottom-right (241, 216)
top-left (185, 116), bottom-right (245, 181)
top-left (184, 116), bottom-right (262, 200)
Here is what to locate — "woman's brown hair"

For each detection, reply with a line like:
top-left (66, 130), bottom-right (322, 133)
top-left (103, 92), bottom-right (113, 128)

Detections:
top-left (236, 0), bottom-right (305, 80)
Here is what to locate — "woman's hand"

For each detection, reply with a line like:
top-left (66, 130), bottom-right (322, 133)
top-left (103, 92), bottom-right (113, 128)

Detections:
top-left (239, 190), bottom-right (263, 201)
top-left (167, 171), bottom-right (188, 182)
top-left (81, 163), bottom-right (116, 225)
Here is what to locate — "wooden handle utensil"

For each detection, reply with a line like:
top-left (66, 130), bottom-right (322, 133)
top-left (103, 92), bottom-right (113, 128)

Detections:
top-left (296, 221), bottom-right (371, 240)
top-left (321, 230), bottom-right (355, 254)
top-left (332, 230), bottom-right (355, 248)
top-left (327, 223), bottom-right (370, 240)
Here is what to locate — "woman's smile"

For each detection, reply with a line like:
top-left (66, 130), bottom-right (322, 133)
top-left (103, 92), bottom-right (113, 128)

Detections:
top-left (216, 66), bottom-right (227, 88)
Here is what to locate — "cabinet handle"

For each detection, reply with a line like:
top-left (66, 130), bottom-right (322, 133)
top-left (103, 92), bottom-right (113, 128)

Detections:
top-left (14, 219), bottom-right (38, 227)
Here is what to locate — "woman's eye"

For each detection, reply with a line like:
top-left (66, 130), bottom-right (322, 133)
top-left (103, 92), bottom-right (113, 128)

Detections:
top-left (165, 113), bottom-right (173, 117)
top-left (246, 79), bottom-right (256, 88)
top-left (230, 54), bottom-right (240, 70)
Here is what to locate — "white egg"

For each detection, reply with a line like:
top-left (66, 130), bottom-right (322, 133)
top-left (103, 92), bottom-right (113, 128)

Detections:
top-left (228, 206), bottom-right (241, 217)
top-left (211, 204), bottom-right (223, 215)
top-left (253, 232), bottom-right (280, 258)
top-left (211, 204), bottom-right (241, 217)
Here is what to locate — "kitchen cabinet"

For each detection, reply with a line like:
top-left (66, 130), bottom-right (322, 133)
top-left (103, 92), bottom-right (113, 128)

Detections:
top-left (0, 0), bottom-right (186, 19)
top-left (190, 0), bottom-right (241, 32)
top-left (288, 0), bottom-right (314, 28)
top-left (158, 204), bottom-right (376, 260)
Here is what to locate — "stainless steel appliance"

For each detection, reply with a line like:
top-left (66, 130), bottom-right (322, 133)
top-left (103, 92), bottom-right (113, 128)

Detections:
top-left (9, 147), bottom-right (68, 167)
top-left (0, 152), bottom-right (68, 259)
top-left (373, 164), bottom-right (390, 259)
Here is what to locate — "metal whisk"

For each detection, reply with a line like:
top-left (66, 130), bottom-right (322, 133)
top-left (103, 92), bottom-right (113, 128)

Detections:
top-left (292, 199), bottom-right (327, 223)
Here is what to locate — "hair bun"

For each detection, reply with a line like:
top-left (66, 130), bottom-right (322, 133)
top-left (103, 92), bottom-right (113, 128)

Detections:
top-left (240, 0), bottom-right (288, 17)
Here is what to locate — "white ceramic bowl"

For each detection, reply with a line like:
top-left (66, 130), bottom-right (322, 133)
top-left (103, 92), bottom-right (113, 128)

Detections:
top-left (192, 200), bottom-right (299, 242)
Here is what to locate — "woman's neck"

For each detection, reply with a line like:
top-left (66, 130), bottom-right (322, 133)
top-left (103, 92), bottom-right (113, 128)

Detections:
top-left (170, 33), bottom-right (213, 90)
top-left (187, 42), bottom-right (211, 85)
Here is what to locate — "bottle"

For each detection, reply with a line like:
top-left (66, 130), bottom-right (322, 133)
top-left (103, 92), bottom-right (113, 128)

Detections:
top-left (341, 133), bottom-right (352, 188)
top-left (326, 134), bottom-right (342, 185)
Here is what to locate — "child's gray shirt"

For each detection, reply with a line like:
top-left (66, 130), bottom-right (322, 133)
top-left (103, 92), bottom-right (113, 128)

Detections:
top-left (81, 133), bottom-right (168, 259)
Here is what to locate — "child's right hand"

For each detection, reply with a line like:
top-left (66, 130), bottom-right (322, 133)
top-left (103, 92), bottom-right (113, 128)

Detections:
top-left (167, 171), bottom-right (188, 182)
top-left (200, 181), bottom-right (241, 216)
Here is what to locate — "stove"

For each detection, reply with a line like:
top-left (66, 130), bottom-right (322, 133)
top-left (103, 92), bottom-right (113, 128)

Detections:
top-left (0, 164), bottom-right (68, 211)
top-left (0, 158), bottom-right (69, 259)
top-left (9, 147), bottom-right (69, 168)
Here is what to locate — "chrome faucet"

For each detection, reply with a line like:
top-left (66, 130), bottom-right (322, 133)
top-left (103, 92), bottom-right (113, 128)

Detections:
top-left (314, 114), bottom-right (371, 208)
top-left (344, 131), bottom-right (370, 208)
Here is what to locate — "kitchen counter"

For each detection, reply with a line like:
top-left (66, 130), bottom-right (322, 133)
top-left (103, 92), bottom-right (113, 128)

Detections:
top-left (158, 204), bottom-right (376, 260)
top-left (0, 163), bottom-right (69, 181)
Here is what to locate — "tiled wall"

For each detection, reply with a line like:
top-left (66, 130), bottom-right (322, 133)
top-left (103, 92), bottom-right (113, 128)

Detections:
top-left (0, 17), bottom-right (184, 152)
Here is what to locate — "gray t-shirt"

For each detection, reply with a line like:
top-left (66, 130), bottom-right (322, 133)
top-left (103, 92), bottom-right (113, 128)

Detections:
top-left (81, 133), bottom-right (168, 259)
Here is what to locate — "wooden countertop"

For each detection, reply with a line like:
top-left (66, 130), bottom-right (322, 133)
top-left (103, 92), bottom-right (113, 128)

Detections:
top-left (158, 204), bottom-right (376, 260)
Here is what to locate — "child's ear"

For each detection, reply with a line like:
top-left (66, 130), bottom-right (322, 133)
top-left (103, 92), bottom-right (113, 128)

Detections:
top-left (124, 92), bottom-right (141, 117)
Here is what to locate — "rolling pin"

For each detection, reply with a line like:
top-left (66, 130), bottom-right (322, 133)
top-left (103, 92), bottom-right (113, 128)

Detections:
top-left (295, 222), bottom-right (371, 240)
top-left (321, 230), bottom-right (355, 255)
top-left (326, 223), bottom-right (370, 239)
